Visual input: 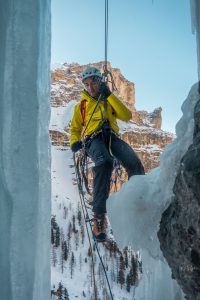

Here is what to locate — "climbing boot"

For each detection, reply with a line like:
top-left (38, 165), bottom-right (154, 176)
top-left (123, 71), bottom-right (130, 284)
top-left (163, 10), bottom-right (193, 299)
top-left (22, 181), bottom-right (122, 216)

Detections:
top-left (93, 214), bottom-right (107, 242)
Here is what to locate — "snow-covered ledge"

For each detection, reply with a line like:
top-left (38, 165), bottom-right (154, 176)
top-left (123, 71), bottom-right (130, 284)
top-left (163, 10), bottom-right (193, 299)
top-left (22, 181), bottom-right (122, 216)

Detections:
top-left (0, 1), bottom-right (51, 300)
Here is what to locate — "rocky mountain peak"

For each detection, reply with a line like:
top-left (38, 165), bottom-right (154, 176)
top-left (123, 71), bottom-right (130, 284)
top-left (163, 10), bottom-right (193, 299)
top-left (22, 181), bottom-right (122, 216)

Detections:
top-left (51, 61), bottom-right (162, 129)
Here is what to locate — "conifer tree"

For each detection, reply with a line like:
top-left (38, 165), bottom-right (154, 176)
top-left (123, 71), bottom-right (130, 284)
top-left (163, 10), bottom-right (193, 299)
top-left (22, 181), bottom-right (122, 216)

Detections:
top-left (51, 228), bottom-right (54, 244)
top-left (119, 255), bottom-right (125, 271)
top-left (63, 206), bottom-right (67, 219)
top-left (70, 252), bottom-right (75, 279)
top-left (118, 269), bottom-right (125, 288)
top-left (88, 246), bottom-right (92, 257)
top-left (75, 232), bottom-right (79, 250)
top-left (55, 226), bottom-right (60, 247)
top-left (60, 246), bottom-right (64, 274)
top-left (126, 274), bottom-right (131, 292)
top-left (72, 215), bottom-right (76, 233)
top-left (52, 245), bottom-right (57, 267)
top-left (67, 222), bottom-right (72, 242)
top-left (123, 248), bottom-right (128, 269)
top-left (77, 208), bottom-right (82, 225)
top-left (81, 224), bottom-right (85, 244)
top-left (57, 282), bottom-right (63, 300)
top-left (51, 215), bottom-right (57, 229)
top-left (138, 259), bottom-right (143, 274)
top-left (63, 288), bottom-right (69, 300)
top-left (60, 228), bottom-right (64, 242)
top-left (111, 241), bottom-right (117, 258)
top-left (130, 255), bottom-right (138, 286)
top-left (63, 241), bottom-right (68, 261)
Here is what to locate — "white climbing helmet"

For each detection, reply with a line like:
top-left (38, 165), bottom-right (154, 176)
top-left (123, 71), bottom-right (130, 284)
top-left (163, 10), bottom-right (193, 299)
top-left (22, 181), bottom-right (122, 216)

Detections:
top-left (81, 67), bottom-right (102, 82)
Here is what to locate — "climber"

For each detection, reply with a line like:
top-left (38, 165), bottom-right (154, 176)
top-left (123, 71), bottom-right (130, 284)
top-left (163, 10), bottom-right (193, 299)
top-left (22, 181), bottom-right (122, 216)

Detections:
top-left (70, 66), bottom-right (145, 242)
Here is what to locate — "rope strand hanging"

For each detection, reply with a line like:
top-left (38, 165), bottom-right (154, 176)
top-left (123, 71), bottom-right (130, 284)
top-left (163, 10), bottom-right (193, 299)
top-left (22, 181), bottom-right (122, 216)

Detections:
top-left (104, 0), bottom-right (109, 77)
top-left (103, 0), bottom-right (118, 92)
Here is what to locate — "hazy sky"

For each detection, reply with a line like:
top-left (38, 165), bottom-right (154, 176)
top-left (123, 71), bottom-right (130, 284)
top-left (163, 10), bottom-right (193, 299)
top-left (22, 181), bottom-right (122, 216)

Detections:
top-left (51, 0), bottom-right (198, 133)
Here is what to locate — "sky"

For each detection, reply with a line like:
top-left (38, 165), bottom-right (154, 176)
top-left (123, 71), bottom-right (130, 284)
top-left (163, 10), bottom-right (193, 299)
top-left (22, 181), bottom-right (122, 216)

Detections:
top-left (51, 0), bottom-right (198, 133)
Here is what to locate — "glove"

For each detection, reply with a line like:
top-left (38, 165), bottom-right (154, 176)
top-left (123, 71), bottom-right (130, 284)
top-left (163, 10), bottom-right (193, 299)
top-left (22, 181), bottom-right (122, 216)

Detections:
top-left (100, 82), bottom-right (111, 98)
top-left (71, 141), bottom-right (82, 153)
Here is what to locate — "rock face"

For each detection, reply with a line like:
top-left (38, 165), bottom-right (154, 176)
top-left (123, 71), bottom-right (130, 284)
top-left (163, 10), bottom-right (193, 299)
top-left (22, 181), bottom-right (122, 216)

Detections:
top-left (158, 99), bottom-right (200, 300)
top-left (132, 107), bottom-right (162, 129)
top-left (121, 125), bottom-right (172, 171)
top-left (51, 62), bottom-right (174, 173)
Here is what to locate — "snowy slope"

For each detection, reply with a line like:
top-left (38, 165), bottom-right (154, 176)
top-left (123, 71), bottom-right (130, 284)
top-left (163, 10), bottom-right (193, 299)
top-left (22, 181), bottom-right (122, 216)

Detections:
top-left (51, 145), bottom-right (142, 299)
top-left (50, 101), bottom-right (76, 133)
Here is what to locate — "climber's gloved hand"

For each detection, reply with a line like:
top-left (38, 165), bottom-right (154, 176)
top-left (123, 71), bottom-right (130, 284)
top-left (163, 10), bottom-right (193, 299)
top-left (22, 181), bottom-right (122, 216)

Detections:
top-left (71, 141), bottom-right (82, 153)
top-left (100, 82), bottom-right (111, 98)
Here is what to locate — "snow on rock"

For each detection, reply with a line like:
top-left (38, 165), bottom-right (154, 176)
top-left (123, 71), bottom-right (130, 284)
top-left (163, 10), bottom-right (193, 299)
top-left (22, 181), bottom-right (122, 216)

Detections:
top-left (50, 101), bottom-right (77, 133)
top-left (107, 83), bottom-right (199, 299)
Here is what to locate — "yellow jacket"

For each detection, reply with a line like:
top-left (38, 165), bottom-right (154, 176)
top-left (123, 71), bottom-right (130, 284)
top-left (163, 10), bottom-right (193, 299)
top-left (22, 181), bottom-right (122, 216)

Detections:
top-left (70, 90), bottom-right (132, 148)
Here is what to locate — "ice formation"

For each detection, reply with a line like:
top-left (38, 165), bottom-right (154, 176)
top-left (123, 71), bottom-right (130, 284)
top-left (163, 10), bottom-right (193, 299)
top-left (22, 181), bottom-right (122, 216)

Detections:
top-left (0, 1), bottom-right (51, 300)
top-left (107, 83), bottom-right (199, 300)
top-left (190, 0), bottom-right (200, 79)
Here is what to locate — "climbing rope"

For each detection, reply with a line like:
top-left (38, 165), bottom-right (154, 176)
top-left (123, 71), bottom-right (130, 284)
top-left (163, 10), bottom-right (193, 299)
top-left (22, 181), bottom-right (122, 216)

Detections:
top-left (102, 0), bottom-right (118, 93)
top-left (73, 152), bottom-right (97, 299)
top-left (73, 153), bottom-right (114, 300)
top-left (104, 0), bottom-right (109, 76)
top-left (81, 92), bottom-right (104, 140)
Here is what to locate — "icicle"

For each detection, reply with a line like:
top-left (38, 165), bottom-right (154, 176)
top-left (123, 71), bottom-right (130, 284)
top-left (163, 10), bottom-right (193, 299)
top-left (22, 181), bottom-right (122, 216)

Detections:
top-left (190, 0), bottom-right (200, 80)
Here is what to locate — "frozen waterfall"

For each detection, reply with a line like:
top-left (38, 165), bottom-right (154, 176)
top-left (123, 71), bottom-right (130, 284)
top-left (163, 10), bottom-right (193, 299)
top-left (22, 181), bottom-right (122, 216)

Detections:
top-left (0, 1), bottom-right (51, 300)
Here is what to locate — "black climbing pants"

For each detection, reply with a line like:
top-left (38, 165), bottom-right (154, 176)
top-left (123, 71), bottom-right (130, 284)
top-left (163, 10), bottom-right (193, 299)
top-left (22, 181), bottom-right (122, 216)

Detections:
top-left (86, 131), bottom-right (145, 215)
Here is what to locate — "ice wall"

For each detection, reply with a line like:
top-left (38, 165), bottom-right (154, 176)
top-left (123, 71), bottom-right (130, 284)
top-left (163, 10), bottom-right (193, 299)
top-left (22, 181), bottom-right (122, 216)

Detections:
top-left (108, 83), bottom-right (199, 299)
top-left (0, 1), bottom-right (51, 300)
